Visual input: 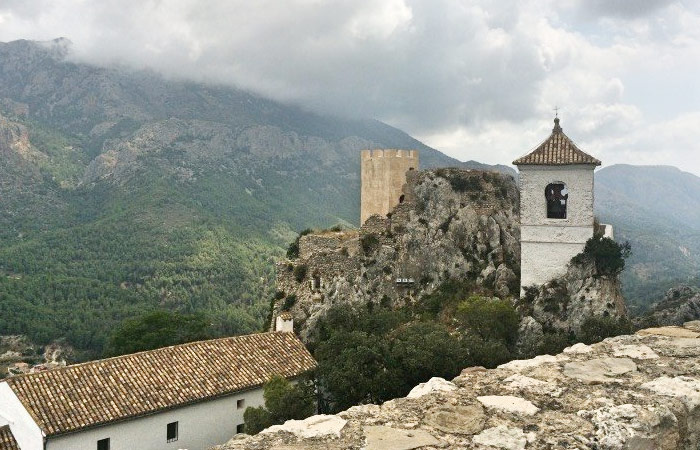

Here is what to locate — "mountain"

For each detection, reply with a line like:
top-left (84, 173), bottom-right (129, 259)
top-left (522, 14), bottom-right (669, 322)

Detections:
top-left (595, 164), bottom-right (700, 312)
top-left (0, 38), bottom-right (505, 356)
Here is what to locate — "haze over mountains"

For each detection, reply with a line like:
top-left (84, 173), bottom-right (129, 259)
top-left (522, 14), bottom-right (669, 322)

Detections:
top-left (0, 38), bottom-right (697, 353)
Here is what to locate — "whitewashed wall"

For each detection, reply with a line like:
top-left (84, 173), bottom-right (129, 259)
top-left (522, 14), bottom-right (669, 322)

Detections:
top-left (519, 165), bottom-right (596, 290)
top-left (0, 382), bottom-right (44, 450)
top-left (46, 387), bottom-right (264, 450)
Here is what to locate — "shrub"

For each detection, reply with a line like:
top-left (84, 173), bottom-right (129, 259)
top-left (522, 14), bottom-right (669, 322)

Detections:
top-left (243, 406), bottom-right (272, 434)
top-left (293, 264), bottom-right (307, 283)
top-left (243, 375), bottom-right (315, 434)
top-left (329, 225), bottom-right (343, 232)
top-left (578, 316), bottom-right (634, 344)
top-left (465, 336), bottom-right (512, 369)
top-left (435, 169), bottom-right (482, 192)
top-left (572, 236), bottom-right (631, 277)
top-left (282, 294), bottom-right (297, 311)
top-left (456, 296), bottom-right (519, 345)
top-left (360, 233), bottom-right (380, 255)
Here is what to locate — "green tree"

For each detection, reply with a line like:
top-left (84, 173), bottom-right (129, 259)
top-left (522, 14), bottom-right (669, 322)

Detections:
top-left (105, 310), bottom-right (210, 356)
top-left (387, 322), bottom-right (469, 397)
top-left (243, 375), bottom-right (315, 435)
top-left (316, 331), bottom-right (390, 411)
top-left (456, 296), bottom-right (519, 345)
top-left (243, 406), bottom-right (272, 435)
top-left (572, 236), bottom-right (631, 276)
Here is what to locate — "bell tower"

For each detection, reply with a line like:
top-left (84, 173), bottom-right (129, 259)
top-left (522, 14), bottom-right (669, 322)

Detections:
top-left (514, 118), bottom-right (603, 292)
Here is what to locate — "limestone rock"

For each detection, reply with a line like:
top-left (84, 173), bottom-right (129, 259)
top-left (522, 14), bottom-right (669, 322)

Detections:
top-left (424, 404), bottom-right (486, 434)
top-left (563, 342), bottom-right (593, 354)
top-left (406, 377), bottom-right (457, 399)
top-left (261, 415), bottom-right (347, 439)
top-left (472, 425), bottom-right (528, 450)
top-left (563, 357), bottom-right (637, 384)
top-left (637, 327), bottom-right (700, 338)
top-left (612, 344), bottom-right (659, 360)
top-left (517, 256), bottom-right (626, 336)
top-left (363, 426), bottom-right (442, 450)
top-left (477, 395), bottom-right (539, 416)
top-left (579, 404), bottom-right (680, 450)
top-left (641, 376), bottom-right (700, 410)
top-left (498, 354), bottom-right (559, 372)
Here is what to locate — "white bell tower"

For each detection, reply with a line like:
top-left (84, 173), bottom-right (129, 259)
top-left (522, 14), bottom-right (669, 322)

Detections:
top-left (514, 117), bottom-right (602, 293)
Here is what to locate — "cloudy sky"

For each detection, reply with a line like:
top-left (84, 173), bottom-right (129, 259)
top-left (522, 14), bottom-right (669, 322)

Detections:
top-left (1, 0), bottom-right (699, 174)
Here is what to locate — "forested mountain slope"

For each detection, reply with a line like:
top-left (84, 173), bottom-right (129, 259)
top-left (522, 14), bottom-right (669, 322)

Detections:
top-left (0, 38), bottom-right (493, 356)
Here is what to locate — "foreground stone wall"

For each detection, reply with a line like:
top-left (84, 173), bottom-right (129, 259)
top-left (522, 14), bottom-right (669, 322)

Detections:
top-left (216, 324), bottom-right (700, 449)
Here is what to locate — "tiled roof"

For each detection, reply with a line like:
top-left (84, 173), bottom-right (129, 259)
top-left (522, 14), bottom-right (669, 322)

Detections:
top-left (513, 118), bottom-right (601, 166)
top-left (0, 425), bottom-right (19, 450)
top-left (7, 332), bottom-right (316, 437)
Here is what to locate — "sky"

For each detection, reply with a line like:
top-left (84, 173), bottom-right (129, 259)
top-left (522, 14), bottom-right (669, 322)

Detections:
top-left (1, 0), bottom-right (699, 174)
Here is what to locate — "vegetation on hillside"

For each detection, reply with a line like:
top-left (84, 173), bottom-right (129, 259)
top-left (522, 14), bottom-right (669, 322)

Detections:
top-left (105, 310), bottom-right (211, 356)
top-left (310, 275), bottom-right (639, 413)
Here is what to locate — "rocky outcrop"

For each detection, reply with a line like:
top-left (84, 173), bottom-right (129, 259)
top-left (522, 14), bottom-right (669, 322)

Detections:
top-left (516, 255), bottom-right (627, 342)
top-left (272, 168), bottom-right (521, 340)
top-left (642, 286), bottom-right (700, 327)
top-left (215, 324), bottom-right (700, 449)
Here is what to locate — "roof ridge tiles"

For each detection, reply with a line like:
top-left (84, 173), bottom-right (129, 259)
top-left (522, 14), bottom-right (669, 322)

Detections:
top-left (513, 119), bottom-right (601, 166)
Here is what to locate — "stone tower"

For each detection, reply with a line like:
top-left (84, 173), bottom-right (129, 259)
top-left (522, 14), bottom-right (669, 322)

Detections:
top-left (514, 118), bottom-right (603, 293)
top-left (360, 149), bottom-right (419, 225)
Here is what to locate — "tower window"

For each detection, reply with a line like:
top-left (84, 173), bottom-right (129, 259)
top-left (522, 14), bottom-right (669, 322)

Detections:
top-left (545, 183), bottom-right (568, 219)
top-left (97, 438), bottom-right (110, 450)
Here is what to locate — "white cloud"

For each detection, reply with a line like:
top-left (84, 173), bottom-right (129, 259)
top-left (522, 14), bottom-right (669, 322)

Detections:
top-left (0, 0), bottom-right (699, 175)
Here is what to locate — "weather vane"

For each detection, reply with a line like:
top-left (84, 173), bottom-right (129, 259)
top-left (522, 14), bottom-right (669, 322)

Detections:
top-left (554, 106), bottom-right (560, 118)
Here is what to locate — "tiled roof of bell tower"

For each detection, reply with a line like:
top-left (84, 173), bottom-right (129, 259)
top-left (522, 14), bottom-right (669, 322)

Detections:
top-left (513, 118), bottom-right (601, 166)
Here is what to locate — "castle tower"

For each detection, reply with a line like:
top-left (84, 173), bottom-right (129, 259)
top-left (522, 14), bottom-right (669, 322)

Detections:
top-left (360, 149), bottom-right (419, 225)
top-left (514, 118), bottom-right (602, 293)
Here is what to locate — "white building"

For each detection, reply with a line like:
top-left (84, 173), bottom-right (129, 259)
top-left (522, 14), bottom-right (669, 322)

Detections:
top-left (514, 117), bottom-right (610, 293)
top-left (0, 330), bottom-right (316, 450)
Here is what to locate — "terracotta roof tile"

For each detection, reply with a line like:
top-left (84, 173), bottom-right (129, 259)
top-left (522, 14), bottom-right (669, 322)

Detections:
top-left (7, 332), bottom-right (316, 437)
top-left (513, 118), bottom-right (601, 166)
top-left (0, 425), bottom-right (19, 450)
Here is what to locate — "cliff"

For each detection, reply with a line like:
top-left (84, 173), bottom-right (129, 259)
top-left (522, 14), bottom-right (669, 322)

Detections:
top-left (641, 286), bottom-right (700, 327)
top-left (216, 323), bottom-right (700, 449)
top-left (272, 168), bottom-right (521, 341)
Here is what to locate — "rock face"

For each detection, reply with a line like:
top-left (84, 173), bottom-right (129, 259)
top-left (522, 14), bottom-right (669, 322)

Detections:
top-left (644, 285), bottom-right (700, 327)
top-left (272, 168), bottom-right (521, 340)
top-left (516, 255), bottom-right (627, 339)
top-left (215, 325), bottom-right (700, 449)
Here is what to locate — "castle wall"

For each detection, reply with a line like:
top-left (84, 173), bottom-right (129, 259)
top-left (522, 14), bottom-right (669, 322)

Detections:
top-left (360, 149), bottom-right (418, 225)
top-left (519, 165), bottom-right (596, 290)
